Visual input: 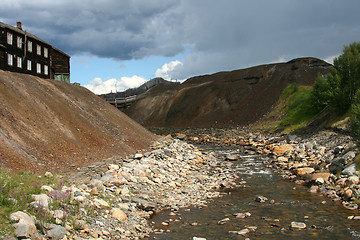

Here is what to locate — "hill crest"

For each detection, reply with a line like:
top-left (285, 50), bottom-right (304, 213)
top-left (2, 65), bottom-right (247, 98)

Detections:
top-left (0, 70), bottom-right (157, 173)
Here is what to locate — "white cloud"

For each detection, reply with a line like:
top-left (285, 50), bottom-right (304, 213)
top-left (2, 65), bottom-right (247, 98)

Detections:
top-left (155, 60), bottom-right (183, 81)
top-left (84, 75), bottom-right (147, 95)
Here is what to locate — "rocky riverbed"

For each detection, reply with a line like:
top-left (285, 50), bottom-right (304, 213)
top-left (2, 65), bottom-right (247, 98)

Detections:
top-left (6, 128), bottom-right (360, 240)
top-left (174, 128), bottom-right (359, 211)
top-left (5, 137), bottom-right (239, 240)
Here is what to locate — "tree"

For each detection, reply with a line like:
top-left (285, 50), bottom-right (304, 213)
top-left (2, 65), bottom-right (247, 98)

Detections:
top-left (311, 41), bottom-right (360, 113)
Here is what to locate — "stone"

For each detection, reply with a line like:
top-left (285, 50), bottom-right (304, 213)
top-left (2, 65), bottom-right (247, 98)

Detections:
top-left (108, 164), bottom-right (120, 171)
top-left (237, 229), bottom-right (250, 236)
top-left (294, 167), bottom-right (315, 175)
top-left (31, 193), bottom-right (50, 208)
top-left (93, 198), bottom-right (110, 208)
top-left (132, 197), bottom-right (157, 211)
top-left (9, 211), bottom-right (36, 239)
top-left (277, 156), bottom-right (289, 162)
top-left (217, 218), bottom-right (230, 225)
top-left (41, 185), bottom-right (54, 193)
top-left (52, 210), bottom-right (65, 220)
top-left (308, 185), bottom-right (319, 193)
top-left (344, 189), bottom-right (353, 200)
top-left (121, 187), bottom-right (130, 196)
top-left (193, 237), bottom-right (206, 240)
top-left (329, 151), bottom-right (356, 174)
top-left (108, 177), bottom-right (128, 186)
top-left (233, 212), bottom-right (251, 219)
top-left (291, 221), bottom-right (306, 229)
top-left (309, 173), bottom-right (331, 182)
top-left (225, 154), bottom-right (239, 161)
top-left (348, 176), bottom-right (360, 184)
top-left (45, 171), bottom-right (53, 177)
top-left (342, 163), bottom-right (357, 176)
top-left (74, 220), bottom-right (88, 230)
top-left (46, 225), bottom-right (69, 240)
top-left (255, 196), bottom-right (268, 203)
top-left (273, 144), bottom-right (294, 155)
top-left (111, 208), bottom-right (128, 221)
top-left (134, 153), bottom-right (144, 159)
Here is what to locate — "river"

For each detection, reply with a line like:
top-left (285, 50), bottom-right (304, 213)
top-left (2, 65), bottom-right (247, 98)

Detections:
top-left (147, 145), bottom-right (360, 240)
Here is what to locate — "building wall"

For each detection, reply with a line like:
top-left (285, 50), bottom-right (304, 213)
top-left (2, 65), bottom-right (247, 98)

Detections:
top-left (0, 23), bottom-right (70, 81)
top-left (50, 48), bottom-right (70, 82)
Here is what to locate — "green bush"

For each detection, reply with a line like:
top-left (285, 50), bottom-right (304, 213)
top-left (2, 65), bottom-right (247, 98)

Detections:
top-left (351, 90), bottom-right (360, 144)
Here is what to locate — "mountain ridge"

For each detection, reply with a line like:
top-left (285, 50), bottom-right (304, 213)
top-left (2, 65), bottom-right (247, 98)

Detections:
top-left (123, 57), bottom-right (331, 128)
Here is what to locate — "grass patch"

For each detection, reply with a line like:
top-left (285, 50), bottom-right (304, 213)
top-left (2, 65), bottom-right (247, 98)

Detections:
top-left (275, 84), bottom-right (319, 134)
top-left (254, 84), bottom-right (320, 134)
top-left (0, 158), bottom-right (67, 237)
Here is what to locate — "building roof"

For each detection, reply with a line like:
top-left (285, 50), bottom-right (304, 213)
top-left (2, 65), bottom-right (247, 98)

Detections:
top-left (0, 21), bottom-right (70, 58)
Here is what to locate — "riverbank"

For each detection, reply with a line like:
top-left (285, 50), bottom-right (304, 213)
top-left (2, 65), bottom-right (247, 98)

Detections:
top-left (5, 137), bottom-right (240, 240)
top-left (167, 128), bottom-right (359, 211)
top-left (5, 128), bottom-right (359, 239)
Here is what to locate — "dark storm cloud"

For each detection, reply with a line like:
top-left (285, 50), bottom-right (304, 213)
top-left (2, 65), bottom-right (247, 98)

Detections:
top-left (1, 0), bottom-right (360, 79)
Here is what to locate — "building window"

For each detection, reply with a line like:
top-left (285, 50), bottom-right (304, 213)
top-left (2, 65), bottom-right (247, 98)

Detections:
top-left (44, 48), bottom-right (48, 58)
top-left (17, 57), bottom-right (22, 68)
top-left (7, 32), bottom-right (13, 45)
top-left (28, 41), bottom-right (33, 52)
top-left (7, 54), bottom-right (13, 66)
top-left (44, 65), bottom-right (48, 75)
top-left (17, 36), bottom-right (22, 48)
top-left (36, 63), bottom-right (41, 73)
top-left (27, 60), bottom-right (32, 71)
top-left (37, 45), bottom-right (41, 55)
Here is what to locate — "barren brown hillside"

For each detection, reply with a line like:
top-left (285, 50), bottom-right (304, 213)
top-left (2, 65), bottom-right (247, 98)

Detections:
top-left (123, 57), bottom-right (331, 128)
top-left (0, 70), bottom-right (157, 173)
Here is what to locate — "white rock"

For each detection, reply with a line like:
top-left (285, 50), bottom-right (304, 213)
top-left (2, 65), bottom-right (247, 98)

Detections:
top-left (41, 185), bottom-right (54, 193)
top-left (108, 164), bottom-right (120, 171)
top-left (9, 211), bottom-right (36, 238)
top-left (291, 221), bottom-right (307, 229)
top-left (94, 198), bottom-right (110, 208)
top-left (32, 194), bottom-right (50, 208)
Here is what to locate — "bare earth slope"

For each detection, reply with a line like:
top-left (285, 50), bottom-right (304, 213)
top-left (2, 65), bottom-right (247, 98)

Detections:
top-left (124, 58), bottom-right (330, 128)
top-left (0, 70), bottom-right (157, 173)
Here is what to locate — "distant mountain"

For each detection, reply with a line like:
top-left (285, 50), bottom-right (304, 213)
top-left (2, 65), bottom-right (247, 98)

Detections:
top-left (99, 77), bottom-right (179, 99)
top-left (122, 57), bottom-right (331, 128)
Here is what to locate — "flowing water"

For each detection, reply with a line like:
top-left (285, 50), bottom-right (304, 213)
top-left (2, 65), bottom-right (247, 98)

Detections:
top-left (147, 146), bottom-right (360, 240)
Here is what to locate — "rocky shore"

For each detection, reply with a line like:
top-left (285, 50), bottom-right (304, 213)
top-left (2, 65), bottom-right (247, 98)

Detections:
top-left (6, 128), bottom-right (360, 240)
top-left (180, 128), bottom-right (360, 211)
top-left (6, 137), bottom-right (239, 240)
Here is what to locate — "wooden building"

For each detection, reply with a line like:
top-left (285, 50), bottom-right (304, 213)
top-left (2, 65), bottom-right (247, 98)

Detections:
top-left (0, 21), bottom-right (70, 82)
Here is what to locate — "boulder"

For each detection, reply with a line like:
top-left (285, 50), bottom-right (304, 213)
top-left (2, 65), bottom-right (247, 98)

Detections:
top-left (93, 198), bottom-right (110, 208)
top-left (329, 151), bottom-right (356, 174)
top-left (9, 211), bottom-right (36, 239)
top-left (46, 225), bottom-right (69, 240)
top-left (31, 194), bottom-right (50, 208)
top-left (273, 144), bottom-right (294, 155)
top-left (111, 208), bottom-right (128, 221)
top-left (342, 163), bottom-right (357, 176)
top-left (294, 167), bottom-right (315, 175)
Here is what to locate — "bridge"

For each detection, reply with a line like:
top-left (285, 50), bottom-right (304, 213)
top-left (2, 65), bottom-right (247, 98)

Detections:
top-left (104, 95), bottom-right (137, 109)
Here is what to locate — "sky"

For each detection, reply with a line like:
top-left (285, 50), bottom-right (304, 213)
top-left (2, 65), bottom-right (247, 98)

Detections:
top-left (1, 0), bottom-right (360, 94)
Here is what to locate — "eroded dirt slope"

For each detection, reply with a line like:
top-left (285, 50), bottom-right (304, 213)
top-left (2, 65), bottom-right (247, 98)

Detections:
top-left (123, 57), bottom-right (330, 128)
top-left (0, 70), bottom-right (157, 173)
